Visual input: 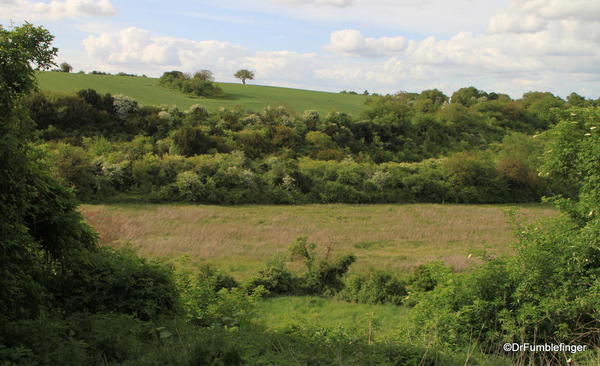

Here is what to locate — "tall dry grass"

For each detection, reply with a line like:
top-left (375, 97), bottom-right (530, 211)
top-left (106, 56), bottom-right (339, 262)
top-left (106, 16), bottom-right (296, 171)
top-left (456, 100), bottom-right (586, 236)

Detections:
top-left (80, 203), bottom-right (556, 279)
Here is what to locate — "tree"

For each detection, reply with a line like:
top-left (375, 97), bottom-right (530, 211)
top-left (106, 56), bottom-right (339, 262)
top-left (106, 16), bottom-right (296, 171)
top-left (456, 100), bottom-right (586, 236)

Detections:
top-left (415, 89), bottom-right (448, 113)
top-left (451, 86), bottom-right (487, 107)
top-left (160, 70), bottom-right (223, 97)
top-left (566, 92), bottom-right (587, 107)
top-left (171, 126), bottom-right (214, 156)
top-left (234, 69), bottom-right (254, 85)
top-left (1, 23), bottom-right (97, 319)
top-left (0, 22), bottom-right (57, 111)
top-left (60, 62), bottom-right (72, 73)
top-left (194, 69), bottom-right (214, 81)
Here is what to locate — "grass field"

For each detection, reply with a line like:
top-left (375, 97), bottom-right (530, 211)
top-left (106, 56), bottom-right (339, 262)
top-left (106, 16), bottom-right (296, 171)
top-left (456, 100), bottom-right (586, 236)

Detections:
top-left (256, 296), bottom-right (410, 341)
top-left (37, 71), bottom-right (369, 115)
top-left (80, 203), bottom-right (557, 279)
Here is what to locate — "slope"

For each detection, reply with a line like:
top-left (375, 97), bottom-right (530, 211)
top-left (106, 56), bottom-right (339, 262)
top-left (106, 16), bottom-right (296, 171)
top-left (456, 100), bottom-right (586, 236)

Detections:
top-left (37, 71), bottom-right (369, 116)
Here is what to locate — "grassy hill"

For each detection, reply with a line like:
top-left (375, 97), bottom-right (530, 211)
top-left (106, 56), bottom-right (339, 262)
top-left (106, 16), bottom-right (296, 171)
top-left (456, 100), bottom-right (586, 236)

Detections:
top-left (37, 71), bottom-right (369, 115)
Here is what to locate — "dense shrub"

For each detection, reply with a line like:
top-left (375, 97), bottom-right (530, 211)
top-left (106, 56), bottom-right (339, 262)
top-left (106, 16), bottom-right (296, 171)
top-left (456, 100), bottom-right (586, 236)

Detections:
top-left (407, 108), bottom-right (600, 358)
top-left (45, 142), bottom-right (98, 199)
top-left (245, 261), bottom-right (300, 296)
top-left (339, 271), bottom-right (407, 305)
top-left (170, 126), bottom-right (214, 156)
top-left (39, 139), bottom-right (554, 205)
top-left (406, 261), bottom-right (454, 294)
top-left (49, 247), bottom-right (180, 321)
top-left (23, 82), bottom-right (579, 205)
top-left (159, 70), bottom-right (223, 97)
top-left (174, 263), bottom-right (264, 327)
top-left (245, 238), bottom-right (356, 297)
top-left (301, 254), bottom-right (356, 295)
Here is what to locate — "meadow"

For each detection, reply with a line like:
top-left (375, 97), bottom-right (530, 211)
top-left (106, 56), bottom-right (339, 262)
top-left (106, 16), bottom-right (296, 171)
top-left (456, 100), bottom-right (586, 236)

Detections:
top-left (80, 203), bottom-right (556, 279)
top-left (37, 71), bottom-right (369, 115)
top-left (256, 296), bottom-right (411, 340)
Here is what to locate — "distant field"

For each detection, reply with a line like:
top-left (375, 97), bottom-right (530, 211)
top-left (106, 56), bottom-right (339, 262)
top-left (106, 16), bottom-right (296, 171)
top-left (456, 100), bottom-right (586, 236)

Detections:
top-left (80, 203), bottom-right (556, 279)
top-left (37, 71), bottom-right (369, 115)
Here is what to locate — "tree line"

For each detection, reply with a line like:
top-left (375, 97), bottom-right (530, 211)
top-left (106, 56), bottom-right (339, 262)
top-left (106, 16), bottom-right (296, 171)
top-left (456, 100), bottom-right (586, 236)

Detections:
top-left (21, 81), bottom-right (593, 204)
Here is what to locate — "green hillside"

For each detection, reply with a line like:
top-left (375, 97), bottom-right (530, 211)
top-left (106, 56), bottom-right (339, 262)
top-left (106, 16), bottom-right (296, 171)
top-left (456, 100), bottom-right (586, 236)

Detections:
top-left (37, 71), bottom-right (369, 115)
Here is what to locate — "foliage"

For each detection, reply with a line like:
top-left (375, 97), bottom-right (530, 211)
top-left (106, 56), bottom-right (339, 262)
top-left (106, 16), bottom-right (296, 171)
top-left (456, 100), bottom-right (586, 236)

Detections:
top-left (174, 262), bottom-right (263, 327)
top-left (159, 70), bottom-right (223, 97)
top-left (0, 314), bottom-right (152, 365)
top-left (59, 62), bottom-right (72, 73)
top-left (0, 23), bottom-right (97, 321)
top-left (193, 69), bottom-right (214, 82)
top-left (113, 94), bottom-right (139, 119)
top-left (0, 314), bottom-right (512, 366)
top-left (245, 260), bottom-right (300, 296)
top-left (407, 108), bottom-right (600, 360)
top-left (234, 69), bottom-right (255, 84)
top-left (48, 247), bottom-right (180, 321)
top-left (30, 83), bottom-right (563, 206)
top-left (170, 125), bottom-right (214, 156)
top-left (35, 120), bottom-right (557, 203)
top-left (339, 271), bottom-right (407, 305)
top-left (0, 23), bottom-right (57, 110)
top-left (244, 237), bottom-right (356, 297)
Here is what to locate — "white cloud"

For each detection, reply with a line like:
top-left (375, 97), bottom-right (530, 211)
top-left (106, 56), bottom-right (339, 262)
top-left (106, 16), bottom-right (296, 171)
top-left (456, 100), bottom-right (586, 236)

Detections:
top-left (80, 26), bottom-right (448, 93)
top-left (325, 29), bottom-right (406, 58)
top-left (1, 0), bottom-right (116, 21)
top-left (487, 0), bottom-right (600, 34)
top-left (81, 27), bottom-right (341, 90)
top-left (77, 0), bottom-right (600, 98)
top-left (83, 27), bottom-right (250, 71)
top-left (316, 0), bottom-right (600, 97)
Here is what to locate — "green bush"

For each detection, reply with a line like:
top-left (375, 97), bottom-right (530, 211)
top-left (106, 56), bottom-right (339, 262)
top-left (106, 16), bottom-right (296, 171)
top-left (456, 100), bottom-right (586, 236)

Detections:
top-left (196, 264), bottom-right (239, 291)
top-left (49, 247), bottom-right (180, 321)
top-left (407, 108), bottom-right (600, 353)
top-left (0, 314), bottom-right (157, 366)
top-left (174, 264), bottom-right (263, 327)
top-left (45, 143), bottom-right (98, 199)
top-left (339, 271), bottom-right (407, 305)
top-left (245, 261), bottom-right (300, 296)
top-left (302, 254), bottom-right (356, 295)
top-left (159, 70), bottom-right (223, 98)
top-left (406, 261), bottom-right (454, 294)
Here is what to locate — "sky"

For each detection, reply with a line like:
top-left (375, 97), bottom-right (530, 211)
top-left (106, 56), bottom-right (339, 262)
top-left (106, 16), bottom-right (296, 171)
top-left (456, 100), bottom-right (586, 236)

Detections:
top-left (2, 0), bottom-right (600, 98)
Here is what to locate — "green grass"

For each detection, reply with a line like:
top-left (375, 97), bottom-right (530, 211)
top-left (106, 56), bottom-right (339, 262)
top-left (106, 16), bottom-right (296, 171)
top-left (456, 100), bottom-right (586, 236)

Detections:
top-left (37, 71), bottom-right (369, 115)
top-left (256, 296), bottom-right (410, 341)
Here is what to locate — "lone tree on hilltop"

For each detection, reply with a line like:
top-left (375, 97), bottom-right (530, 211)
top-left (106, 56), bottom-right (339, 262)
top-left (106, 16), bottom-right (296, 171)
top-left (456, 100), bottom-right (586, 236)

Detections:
top-left (60, 62), bottom-right (72, 73)
top-left (234, 69), bottom-right (254, 85)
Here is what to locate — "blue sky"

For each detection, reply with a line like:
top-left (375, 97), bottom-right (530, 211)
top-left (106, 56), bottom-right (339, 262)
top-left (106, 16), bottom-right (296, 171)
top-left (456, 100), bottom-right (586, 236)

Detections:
top-left (2, 0), bottom-right (600, 98)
